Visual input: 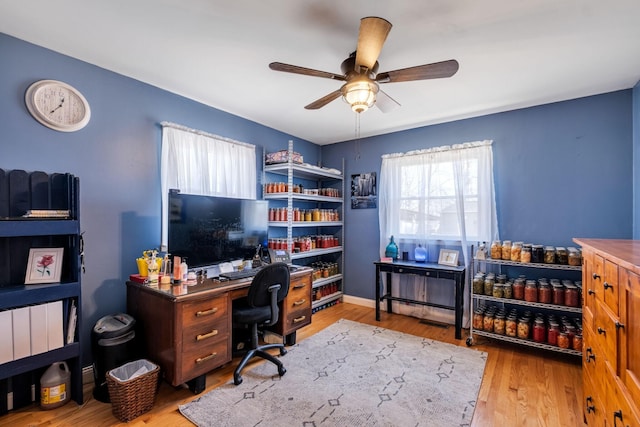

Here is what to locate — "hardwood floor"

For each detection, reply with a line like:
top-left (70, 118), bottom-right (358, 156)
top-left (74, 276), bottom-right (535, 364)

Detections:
top-left (0, 302), bottom-right (585, 426)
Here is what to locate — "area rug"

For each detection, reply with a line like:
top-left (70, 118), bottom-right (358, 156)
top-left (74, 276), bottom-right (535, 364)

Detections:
top-left (179, 319), bottom-right (487, 427)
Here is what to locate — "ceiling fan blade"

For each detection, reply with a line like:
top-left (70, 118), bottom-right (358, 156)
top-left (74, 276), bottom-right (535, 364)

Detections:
top-left (269, 62), bottom-right (346, 81)
top-left (305, 89), bottom-right (343, 110)
top-left (355, 17), bottom-right (392, 72)
top-left (375, 89), bottom-right (401, 113)
top-left (376, 59), bottom-right (459, 83)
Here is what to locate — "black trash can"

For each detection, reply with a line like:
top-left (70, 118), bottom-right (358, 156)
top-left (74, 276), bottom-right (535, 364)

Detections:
top-left (92, 313), bottom-right (138, 403)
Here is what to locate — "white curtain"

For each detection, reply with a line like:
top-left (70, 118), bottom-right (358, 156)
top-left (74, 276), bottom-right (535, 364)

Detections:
top-left (379, 140), bottom-right (498, 326)
top-left (160, 123), bottom-right (257, 249)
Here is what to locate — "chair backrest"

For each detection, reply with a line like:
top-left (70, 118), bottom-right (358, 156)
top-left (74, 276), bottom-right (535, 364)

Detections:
top-left (246, 262), bottom-right (290, 309)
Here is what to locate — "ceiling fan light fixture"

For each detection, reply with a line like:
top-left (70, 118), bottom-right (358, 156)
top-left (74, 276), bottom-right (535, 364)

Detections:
top-left (342, 79), bottom-right (379, 113)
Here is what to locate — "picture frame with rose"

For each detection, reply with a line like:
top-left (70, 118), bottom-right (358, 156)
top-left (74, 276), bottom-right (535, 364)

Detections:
top-left (25, 248), bottom-right (64, 284)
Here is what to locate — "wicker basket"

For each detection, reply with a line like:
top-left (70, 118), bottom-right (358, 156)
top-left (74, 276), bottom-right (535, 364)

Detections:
top-left (106, 359), bottom-right (160, 422)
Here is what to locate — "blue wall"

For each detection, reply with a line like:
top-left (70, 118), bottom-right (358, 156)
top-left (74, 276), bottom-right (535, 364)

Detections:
top-left (0, 33), bottom-right (320, 364)
top-left (323, 91), bottom-right (633, 300)
top-left (634, 81), bottom-right (640, 238)
top-left (1, 32), bottom-right (637, 365)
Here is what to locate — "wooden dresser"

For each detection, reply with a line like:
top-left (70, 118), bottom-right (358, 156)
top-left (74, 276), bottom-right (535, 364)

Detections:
top-left (574, 239), bottom-right (640, 426)
top-left (126, 267), bottom-right (312, 392)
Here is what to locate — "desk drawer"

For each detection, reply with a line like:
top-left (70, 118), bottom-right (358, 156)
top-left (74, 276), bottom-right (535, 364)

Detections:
top-left (181, 338), bottom-right (231, 382)
top-left (181, 295), bottom-right (228, 329)
top-left (284, 308), bottom-right (312, 330)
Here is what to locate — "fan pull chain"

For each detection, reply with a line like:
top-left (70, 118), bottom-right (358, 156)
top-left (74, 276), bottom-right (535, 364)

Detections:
top-left (354, 113), bottom-right (361, 161)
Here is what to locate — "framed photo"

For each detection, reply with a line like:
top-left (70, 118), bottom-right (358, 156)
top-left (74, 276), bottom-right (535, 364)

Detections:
top-left (351, 172), bottom-right (377, 209)
top-left (25, 248), bottom-right (64, 284)
top-left (438, 249), bottom-right (459, 266)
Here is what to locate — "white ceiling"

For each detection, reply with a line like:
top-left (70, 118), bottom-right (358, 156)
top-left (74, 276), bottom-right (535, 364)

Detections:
top-left (2, 1), bottom-right (640, 145)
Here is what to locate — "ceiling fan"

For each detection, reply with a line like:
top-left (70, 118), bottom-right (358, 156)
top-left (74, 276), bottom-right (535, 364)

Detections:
top-left (269, 16), bottom-right (459, 114)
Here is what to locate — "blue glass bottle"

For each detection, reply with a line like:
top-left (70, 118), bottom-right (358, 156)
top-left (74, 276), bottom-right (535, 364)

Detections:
top-left (414, 244), bottom-right (427, 262)
top-left (385, 236), bottom-right (399, 259)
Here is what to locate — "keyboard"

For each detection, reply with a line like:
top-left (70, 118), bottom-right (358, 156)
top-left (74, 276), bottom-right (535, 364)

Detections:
top-left (219, 267), bottom-right (262, 280)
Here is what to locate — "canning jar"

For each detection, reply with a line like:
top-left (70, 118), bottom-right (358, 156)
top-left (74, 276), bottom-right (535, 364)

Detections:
top-left (493, 283), bottom-right (504, 298)
top-left (520, 244), bottom-right (532, 263)
top-left (552, 284), bottom-right (565, 306)
top-left (483, 311), bottom-right (495, 333)
top-left (472, 273), bottom-right (485, 294)
top-left (494, 312), bottom-right (506, 335)
top-left (572, 334), bottom-right (583, 351)
top-left (532, 244), bottom-right (544, 263)
top-left (568, 249), bottom-right (581, 266)
top-left (513, 278), bottom-right (525, 300)
top-left (517, 317), bottom-right (531, 339)
top-left (533, 318), bottom-right (547, 343)
top-left (524, 280), bottom-right (538, 302)
top-left (544, 246), bottom-right (556, 264)
top-left (538, 282), bottom-right (552, 304)
top-left (497, 274), bottom-right (507, 284)
top-left (555, 247), bottom-right (568, 264)
top-left (564, 284), bottom-right (580, 307)
top-left (506, 314), bottom-right (518, 337)
top-left (557, 332), bottom-right (570, 348)
top-left (490, 240), bottom-right (502, 259)
top-left (503, 281), bottom-right (513, 299)
top-left (484, 276), bottom-right (495, 296)
top-left (473, 308), bottom-right (485, 330)
top-left (511, 242), bottom-right (522, 262)
top-left (501, 241), bottom-right (512, 260)
top-left (548, 321), bottom-right (560, 346)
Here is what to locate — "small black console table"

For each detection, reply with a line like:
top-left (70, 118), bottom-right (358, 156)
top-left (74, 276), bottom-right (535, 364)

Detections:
top-left (374, 260), bottom-right (466, 339)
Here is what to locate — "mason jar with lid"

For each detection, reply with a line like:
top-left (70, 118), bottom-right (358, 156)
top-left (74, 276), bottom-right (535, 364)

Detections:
top-left (505, 314), bottom-right (518, 337)
top-left (472, 273), bottom-right (485, 294)
top-left (517, 317), bottom-right (531, 339)
top-left (520, 244), bottom-right (532, 263)
top-left (548, 321), bottom-right (560, 346)
top-left (501, 240), bottom-right (512, 260)
top-left (510, 242), bottom-right (522, 262)
top-left (484, 276), bottom-right (495, 296)
top-left (483, 311), bottom-right (495, 332)
top-left (494, 312), bottom-right (506, 335)
top-left (555, 247), bottom-right (568, 264)
top-left (564, 284), bottom-right (580, 307)
top-left (568, 249), bottom-right (582, 266)
top-left (473, 308), bottom-right (485, 330)
top-left (544, 246), bottom-right (556, 264)
top-left (533, 318), bottom-right (547, 343)
top-left (513, 278), bottom-right (525, 300)
top-left (552, 283), bottom-right (565, 306)
top-left (490, 240), bottom-right (502, 259)
top-left (503, 281), bottom-right (513, 299)
top-left (493, 283), bottom-right (504, 298)
top-left (531, 244), bottom-right (544, 263)
top-left (524, 280), bottom-right (538, 302)
top-left (538, 282), bottom-right (552, 304)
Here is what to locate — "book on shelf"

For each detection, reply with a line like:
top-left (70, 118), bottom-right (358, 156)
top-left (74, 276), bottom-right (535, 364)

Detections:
top-left (66, 300), bottom-right (77, 345)
top-left (23, 209), bottom-right (70, 218)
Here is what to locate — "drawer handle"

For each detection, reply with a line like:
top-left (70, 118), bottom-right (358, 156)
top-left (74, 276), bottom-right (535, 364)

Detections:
top-left (597, 327), bottom-right (606, 335)
top-left (195, 352), bottom-right (218, 364)
top-left (592, 273), bottom-right (601, 280)
top-left (293, 299), bottom-right (306, 306)
top-left (196, 329), bottom-right (219, 341)
top-left (293, 283), bottom-right (306, 289)
top-left (603, 282), bottom-right (613, 290)
top-left (588, 289), bottom-right (595, 295)
top-left (585, 347), bottom-right (596, 363)
top-left (196, 307), bottom-right (218, 317)
top-left (293, 315), bottom-right (306, 324)
top-left (613, 410), bottom-right (624, 427)
top-left (196, 307), bottom-right (219, 317)
top-left (615, 321), bottom-right (625, 330)
top-left (585, 396), bottom-right (595, 414)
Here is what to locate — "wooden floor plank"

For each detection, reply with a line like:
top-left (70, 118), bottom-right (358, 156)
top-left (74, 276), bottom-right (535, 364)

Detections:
top-left (0, 302), bottom-right (585, 426)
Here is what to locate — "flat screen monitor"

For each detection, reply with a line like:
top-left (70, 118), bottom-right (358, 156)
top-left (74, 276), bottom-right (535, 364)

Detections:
top-left (168, 191), bottom-right (268, 269)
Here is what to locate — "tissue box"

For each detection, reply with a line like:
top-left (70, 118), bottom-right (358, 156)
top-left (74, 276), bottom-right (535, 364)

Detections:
top-left (265, 150), bottom-right (303, 164)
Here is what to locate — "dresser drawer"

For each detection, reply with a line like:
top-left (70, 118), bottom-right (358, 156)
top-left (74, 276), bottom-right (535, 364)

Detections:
top-left (603, 259), bottom-right (620, 316)
top-left (181, 295), bottom-right (229, 329)
top-left (594, 300), bottom-right (619, 374)
top-left (583, 366), bottom-right (606, 427)
top-left (583, 326), bottom-right (607, 396)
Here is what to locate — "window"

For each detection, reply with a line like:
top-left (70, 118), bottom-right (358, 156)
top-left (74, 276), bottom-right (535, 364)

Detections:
top-left (379, 140), bottom-right (497, 259)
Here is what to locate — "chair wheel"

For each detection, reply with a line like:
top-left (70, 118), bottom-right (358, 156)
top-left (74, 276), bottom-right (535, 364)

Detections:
top-left (466, 337), bottom-right (473, 347)
top-left (234, 374), bottom-right (243, 385)
top-left (278, 366), bottom-right (286, 377)
top-left (279, 347), bottom-right (287, 356)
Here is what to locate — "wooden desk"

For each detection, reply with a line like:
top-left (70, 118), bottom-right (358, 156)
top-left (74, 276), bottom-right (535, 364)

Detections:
top-left (374, 260), bottom-right (466, 339)
top-left (126, 267), bottom-right (312, 393)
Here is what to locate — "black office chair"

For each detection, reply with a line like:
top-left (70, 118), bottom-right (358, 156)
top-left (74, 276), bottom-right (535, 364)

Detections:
top-left (232, 262), bottom-right (290, 385)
